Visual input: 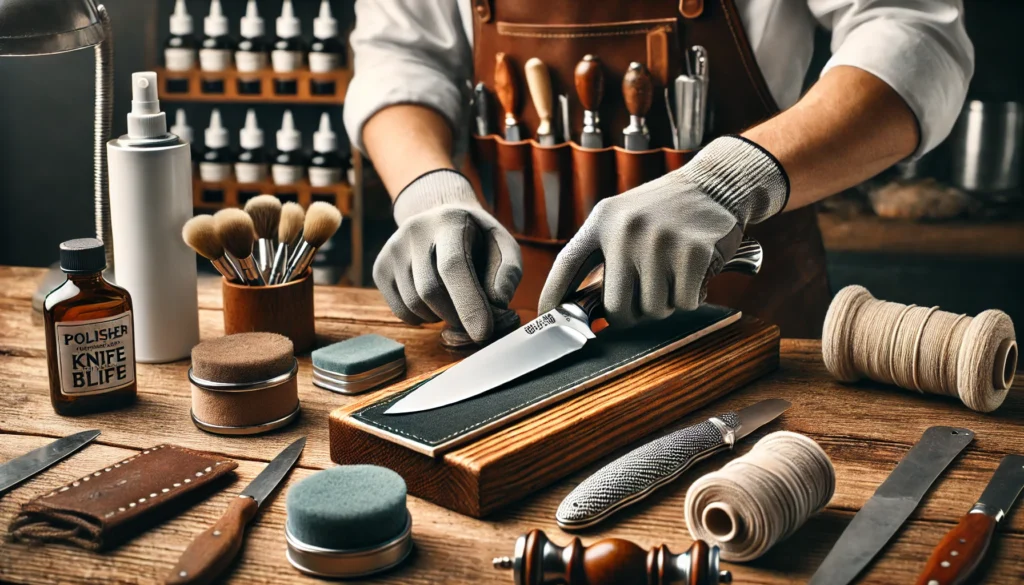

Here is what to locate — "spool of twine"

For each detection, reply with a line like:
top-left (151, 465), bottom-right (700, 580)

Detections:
top-left (684, 431), bottom-right (835, 562)
top-left (822, 285), bottom-right (1017, 413)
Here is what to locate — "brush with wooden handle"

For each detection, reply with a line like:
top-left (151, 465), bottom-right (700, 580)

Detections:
top-left (182, 215), bottom-right (243, 283)
top-left (281, 201), bottom-right (342, 283)
top-left (214, 208), bottom-right (265, 286)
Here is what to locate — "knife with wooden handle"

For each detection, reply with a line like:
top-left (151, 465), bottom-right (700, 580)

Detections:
top-left (915, 454), bottom-right (1024, 585)
top-left (574, 55), bottom-right (604, 148)
top-left (621, 61), bottom-right (652, 151)
top-left (525, 57), bottom-right (554, 146)
top-left (494, 52), bottom-right (521, 142)
top-left (166, 437), bottom-right (305, 585)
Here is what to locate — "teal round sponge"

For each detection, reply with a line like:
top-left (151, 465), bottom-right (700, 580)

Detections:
top-left (312, 334), bottom-right (405, 376)
top-left (286, 465), bottom-right (408, 550)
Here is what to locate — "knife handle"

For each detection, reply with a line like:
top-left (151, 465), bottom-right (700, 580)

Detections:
top-left (495, 53), bottom-right (519, 125)
top-left (915, 512), bottom-right (997, 585)
top-left (525, 57), bottom-right (553, 137)
top-left (574, 55), bottom-right (604, 113)
top-left (166, 496), bottom-right (259, 585)
top-left (568, 237), bottom-right (763, 321)
top-left (623, 62), bottom-right (653, 117)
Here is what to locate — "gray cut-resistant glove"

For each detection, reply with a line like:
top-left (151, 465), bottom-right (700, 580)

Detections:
top-left (374, 169), bottom-right (522, 342)
top-left (539, 135), bottom-right (788, 327)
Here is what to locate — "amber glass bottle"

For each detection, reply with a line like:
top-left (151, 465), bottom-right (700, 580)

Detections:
top-left (44, 239), bottom-right (137, 415)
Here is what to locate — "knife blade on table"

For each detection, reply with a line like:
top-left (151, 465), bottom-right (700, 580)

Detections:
top-left (621, 62), bottom-right (652, 151)
top-left (574, 55), bottom-right (604, 148)
top-left (809, 426), bottom-right (974, 585)
top-left (916, 454), bottom-right (1024, 585)
top-left (384, 237), bottom-right (764, 415)
top-left (525, 57), bottom-right (560, 239)
top-left (473, 82), bottom-right (496, 210)
top-left (0, 429), bottom-right (100, 497)
top-left (494, 52), bottom-right (526, 233)
top-left (556, 399), bottom-right (790, 529)
top-left (166, 436), bottom-right (306, 585)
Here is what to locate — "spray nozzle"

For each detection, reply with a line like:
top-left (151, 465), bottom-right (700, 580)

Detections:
top-left (127, 72), bottom-right (169, 139)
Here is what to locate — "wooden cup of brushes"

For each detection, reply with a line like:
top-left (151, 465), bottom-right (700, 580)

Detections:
top-left (183, 197), bottom-right (343, 354)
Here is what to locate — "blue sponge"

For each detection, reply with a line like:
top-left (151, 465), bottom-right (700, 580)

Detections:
top-left (312, 334), bottom-right (405, 376)
top-left (286, 465), bottom-right (408, 550)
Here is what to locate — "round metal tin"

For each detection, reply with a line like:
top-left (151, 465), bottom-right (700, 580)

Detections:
top-left (188, 359), bottom-right (299, 393)
top-left (286, 513), bottom-right (413, 578)
top-left (190, 404), bottom-right (301, 436)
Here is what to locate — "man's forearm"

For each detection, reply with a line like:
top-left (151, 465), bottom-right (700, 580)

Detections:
top-left (363, 104), bottom-right (458, 200)
top-left (743, 65), bottom-right (920, 210)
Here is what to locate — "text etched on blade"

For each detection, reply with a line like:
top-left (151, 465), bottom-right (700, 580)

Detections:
top-left (525, 313), bottom-right (557, 335)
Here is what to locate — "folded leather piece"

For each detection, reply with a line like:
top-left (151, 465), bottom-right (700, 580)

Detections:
top-left (10, 444), bottom-right (237, 551)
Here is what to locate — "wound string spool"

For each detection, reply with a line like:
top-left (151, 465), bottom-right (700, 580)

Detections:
top-left (684, 431), bottom-right (835, 562)
top-left (822, 285), bottom-right (1017, 413)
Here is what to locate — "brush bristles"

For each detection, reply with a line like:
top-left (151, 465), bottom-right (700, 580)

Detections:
top-left (182, 215), bottom-right (224, 260)
top-left (302, 202), bottom-right (343, 247)
top-left (279, 201), bottom-right (305, 246)
top-left (244, 194), bottom-right (282, 239)
top-left (215, 208), bottom-right (257, 259)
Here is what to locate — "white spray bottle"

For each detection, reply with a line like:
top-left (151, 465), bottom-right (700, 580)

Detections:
top-left (107, 72), bottom-right (199, 363)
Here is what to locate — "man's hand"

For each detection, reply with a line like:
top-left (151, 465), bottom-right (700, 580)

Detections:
top-left (374, 170), bottom-right (522, 342)
top-left (539, 136), bottom-right (788, 326)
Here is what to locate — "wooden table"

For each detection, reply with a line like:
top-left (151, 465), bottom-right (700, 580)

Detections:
top-left (1, 266), bottom-right (1021, 584)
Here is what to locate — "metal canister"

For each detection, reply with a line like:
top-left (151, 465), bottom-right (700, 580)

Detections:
top-left (950, 101), bottom-right (1023, 192)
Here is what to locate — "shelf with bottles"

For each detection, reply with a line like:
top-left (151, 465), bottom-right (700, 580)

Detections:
top-left (157, 66), bottom-right (351, 104)
top-left (192, 177), bottom-right (352, 214)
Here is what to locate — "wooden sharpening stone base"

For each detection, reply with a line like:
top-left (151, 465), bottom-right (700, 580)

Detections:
top-left (329, 316), bottom-right (779, 517)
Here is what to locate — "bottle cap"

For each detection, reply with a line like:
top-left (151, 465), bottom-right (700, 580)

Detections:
top-left (240, 0), bottom-right (265, 39)
top-left (171, 109), bottom-right (194, 144)
top-left (276, 0), bottom-right (301, 39)
top-left (169, 0), bottom-right (193, 36)
top-left (60, 238), bottom-right (107, 274)
top-left (313, 0), bottom-right (339, 40)
top-left (240, 109), bottom-right (264, 150)
top-left (205, 0), bottom-right (229, 38)
top-left (127, 72), bottom-right (168, 139)
top-left (277, 110), bottom-right (302, 152)
top-left (313, 113), bottom-right (338, 153)
top-left (206, 108), bottom-right (230, 149)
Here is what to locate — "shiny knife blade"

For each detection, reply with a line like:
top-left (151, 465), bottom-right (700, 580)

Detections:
top-left (505, 169), bottom-right (526, 233)
top-left (241, 436), bottom-right (305, 507)
top-left (0, 430), bottom-right (100, 496)
top-left (385, 238), bottom-right (764, 415)
top-left (974, 454), bottom-right (1024, 520)
top-left (557, 399), bottom-right (790, 529)
top-left (541, 170), bottom-right (560, 239)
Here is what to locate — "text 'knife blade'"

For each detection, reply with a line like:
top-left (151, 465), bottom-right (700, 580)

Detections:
top-left (557, 399), bottom-right (791, 529)
top-left (0, 429), bottom-right (100, 497)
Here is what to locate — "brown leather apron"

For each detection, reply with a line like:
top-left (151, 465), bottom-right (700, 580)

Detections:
top-left (468, 0), bottom-right (831, 338)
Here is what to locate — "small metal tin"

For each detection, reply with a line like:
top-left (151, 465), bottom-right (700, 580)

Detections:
top-left (191, 404), bottom-right (301, 436)
top-left (189, 358), bottom-right (300, 435)
top-left (312, 358), bottom-right (406, 395)
top-left (285, 513), bottom-right (413, 578)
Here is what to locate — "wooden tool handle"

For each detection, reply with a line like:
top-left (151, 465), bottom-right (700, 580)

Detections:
top-left (494, 52), bottom-right (518, 119)
top-left (915, 513), bottom-right (997, 585)
top-left (574, 55), bottom-right (604, 112)
top-left (622, 62), bottom-right (653, 117)
top-left (525, 57), bottom-right (553, 134)
top-left (166, 496), bottom-right (259, 585)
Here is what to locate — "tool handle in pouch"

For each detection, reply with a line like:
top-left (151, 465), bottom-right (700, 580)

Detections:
top-left (495, 52), bottom-right (519, 128)
top-left (569, 237), bottom-right (763, 323)
top-left (623, 63), bottom-right (653, 117)
top-left (166, 496), bottom-right (259, 585)
top-left (525, 58), bottom-right (553, 136)
top-left (574, 55), bottom-right (604, 113)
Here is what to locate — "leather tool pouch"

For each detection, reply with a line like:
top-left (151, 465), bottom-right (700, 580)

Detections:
top-left (9, 445), bottom-right (237, 550)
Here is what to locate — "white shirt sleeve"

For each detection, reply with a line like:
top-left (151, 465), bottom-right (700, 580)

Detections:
top-left (343, 0), bottom-right (473, 155)
top-left (810, 0), bottom-right (975, 157)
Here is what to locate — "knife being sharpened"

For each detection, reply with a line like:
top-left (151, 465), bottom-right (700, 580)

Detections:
top-left (0, 429), bottom-right (100, 497)
top-left (166, 437), bottom-right (305, 585)
top-left (574, 55), bottom-right (604, 148)
top-left (557, 398), bottom-right (790, 529)
top-left (385, 237), bottom-right (763, 415)
top-left (621, 62), bottom-right (652, 151)
top-left (915, 454), bottom-right (1024, 585)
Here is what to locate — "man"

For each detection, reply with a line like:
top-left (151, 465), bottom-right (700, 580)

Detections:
top-left (344, 0), bottom-right (973, 342)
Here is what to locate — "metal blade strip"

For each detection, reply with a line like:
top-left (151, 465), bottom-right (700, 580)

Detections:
top-left (0, 430), bottom-right (100, 496)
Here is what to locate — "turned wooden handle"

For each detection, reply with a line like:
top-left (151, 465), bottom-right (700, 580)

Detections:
top-left (494, 52), bottom-right (519, 120)
top-left (525, 57), bottom-right (553, 135)
top-left (166, 496), bottom-right (259, 585)
top-left (622, 62), bottom-right (653, 117)
top-left (574, 55), bottom-right (604, 112)
top-left (915, 513), bottom-right (997, 585)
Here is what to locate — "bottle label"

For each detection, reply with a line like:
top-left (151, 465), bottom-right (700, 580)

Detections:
top-left (308, 52), bottom-right (341, 73)
top-left (309, 166), bottom-right (342, 187)
top-left (200, 162), bottom-right (233, 182)
top-left (165, 48), bottom-right (196, 72)
top-left (199, 48), bottom-right (232, 72)
top-left (235, 50), bottom-right (268, 73)
top-left (236, 162), bottom-right (269, 183)
top-left (272, 164), bottom-right (305, 185)
top-left (55, 312), bottom-right (135, 396)
top-left (272, 50), bottom-right (304, 72)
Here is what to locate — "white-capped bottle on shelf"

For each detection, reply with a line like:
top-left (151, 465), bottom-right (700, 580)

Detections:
top-left (164, 0), bottom-right (196, 93)
top-left (309, 0), bottom-right (345, 96)
top-left (200, 109), bottom-right (235, 182)
top-left (272, 110), bottom-right (307, 185)
top-left (272, 0), bottom-right (306, 96)
top-left (309, 113), bottom-right (344, 187)
top-left (199, 0), bottom-right (234, 94)
top-left (236, 0), bottom-right (269, 95)
top-left (236, 109), bottom-right (270, 183)
top-left (169, 108), bottom-right (198, 162)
